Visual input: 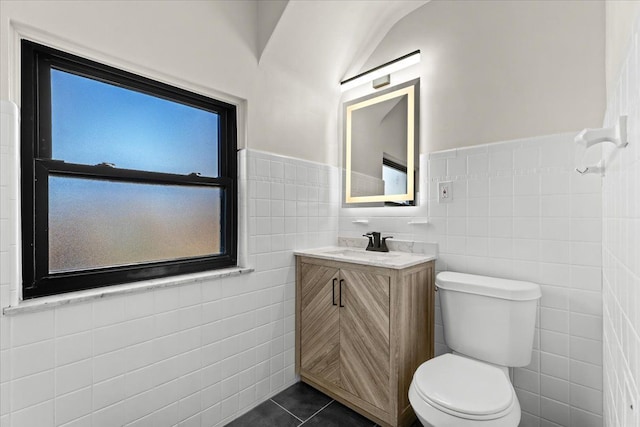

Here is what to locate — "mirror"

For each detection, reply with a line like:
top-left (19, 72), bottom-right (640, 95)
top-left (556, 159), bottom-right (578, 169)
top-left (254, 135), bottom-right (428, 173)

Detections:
top-left (343, 79), bottom-right (419, 206)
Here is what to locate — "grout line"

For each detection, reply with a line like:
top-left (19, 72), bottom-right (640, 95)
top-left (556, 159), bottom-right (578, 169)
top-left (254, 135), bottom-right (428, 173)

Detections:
top-left (298, 399), bottom-right (335, 426)
top-left (269, 399), bottom-right (305, 423)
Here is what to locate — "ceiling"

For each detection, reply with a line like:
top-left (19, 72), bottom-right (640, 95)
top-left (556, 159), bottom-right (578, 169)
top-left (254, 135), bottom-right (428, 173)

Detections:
top-left (258, 0), bottom-right (429, 91)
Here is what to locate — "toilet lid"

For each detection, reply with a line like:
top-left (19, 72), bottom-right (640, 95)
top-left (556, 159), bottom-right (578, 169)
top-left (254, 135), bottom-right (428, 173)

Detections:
top-left (413, 354), bottom-right (514, 420)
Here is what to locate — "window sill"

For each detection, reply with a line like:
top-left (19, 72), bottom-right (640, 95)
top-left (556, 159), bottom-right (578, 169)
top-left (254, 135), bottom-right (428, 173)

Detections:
top-left (2, 266), bottom-right (254, 316)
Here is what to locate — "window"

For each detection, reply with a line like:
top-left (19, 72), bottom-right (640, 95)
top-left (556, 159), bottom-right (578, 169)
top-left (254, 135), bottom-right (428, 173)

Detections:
top-left (21, 40), bottom-right (237, 299)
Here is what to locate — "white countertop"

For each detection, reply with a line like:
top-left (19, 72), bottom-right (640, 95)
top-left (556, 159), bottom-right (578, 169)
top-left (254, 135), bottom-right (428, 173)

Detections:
top-left (294, 246), bottom-right (436, 270)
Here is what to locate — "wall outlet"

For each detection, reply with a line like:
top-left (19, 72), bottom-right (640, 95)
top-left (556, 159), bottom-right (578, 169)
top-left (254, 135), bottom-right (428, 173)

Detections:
top-left (438, 181), bottom-right (452, 203)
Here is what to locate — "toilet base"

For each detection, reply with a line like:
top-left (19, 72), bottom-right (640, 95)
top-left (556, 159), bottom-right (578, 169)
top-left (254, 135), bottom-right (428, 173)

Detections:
top-left (408, 382), bottom-right (521, 427)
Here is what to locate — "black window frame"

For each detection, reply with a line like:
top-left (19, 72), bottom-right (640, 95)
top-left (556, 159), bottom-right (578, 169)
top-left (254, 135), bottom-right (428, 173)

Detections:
top-left (20, 40), bottom-right (237, 299)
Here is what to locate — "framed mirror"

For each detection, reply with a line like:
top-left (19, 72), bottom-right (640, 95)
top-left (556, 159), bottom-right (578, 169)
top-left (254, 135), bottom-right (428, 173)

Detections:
top-left (343, 79), bottom-right (419, 206)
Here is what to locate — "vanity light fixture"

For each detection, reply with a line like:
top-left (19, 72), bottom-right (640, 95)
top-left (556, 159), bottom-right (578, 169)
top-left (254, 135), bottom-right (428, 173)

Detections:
top-left (340, 50), bottom-right (420, 92)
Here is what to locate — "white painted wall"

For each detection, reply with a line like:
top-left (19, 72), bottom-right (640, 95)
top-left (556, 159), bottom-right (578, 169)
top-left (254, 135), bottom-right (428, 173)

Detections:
top-left (0, 0), bottom-right (342, 165)
top-left (605, 0), bottom-right (640, 97)
top-left (359, 0), bottom-right (606, 153)
top-left (0, 1), bottom-right (259, 111)
top-left (0, 1), bottom-right (340, 426)
top-left (601, 7), bottom-right (640, 427)
top-left (257, 0), bottom-right (288, 60)
top-left (250, 0), bottom-right (426, 166)
top-left (339, 4), bottom-right (610, 426)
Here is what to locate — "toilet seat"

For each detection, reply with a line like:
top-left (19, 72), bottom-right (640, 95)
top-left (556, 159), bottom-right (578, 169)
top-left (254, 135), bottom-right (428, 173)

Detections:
top-left (412, 354), bottom-right (515, 421)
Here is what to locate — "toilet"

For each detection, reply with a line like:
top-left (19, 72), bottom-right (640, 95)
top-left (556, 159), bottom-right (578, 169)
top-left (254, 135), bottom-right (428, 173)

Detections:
top-left (409, 271), bottom-right (541, 427)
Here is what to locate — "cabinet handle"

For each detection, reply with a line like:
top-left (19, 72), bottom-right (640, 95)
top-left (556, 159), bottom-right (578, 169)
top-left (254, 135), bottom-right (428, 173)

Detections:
top-left (332, 278), bottom-right (337, 306)
top-left (339, 279), bottom-right (345, 307)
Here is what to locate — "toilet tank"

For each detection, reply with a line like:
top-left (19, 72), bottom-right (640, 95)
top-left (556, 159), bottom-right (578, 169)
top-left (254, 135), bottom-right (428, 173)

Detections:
top-left (436, 272), bottom-right (541, 367)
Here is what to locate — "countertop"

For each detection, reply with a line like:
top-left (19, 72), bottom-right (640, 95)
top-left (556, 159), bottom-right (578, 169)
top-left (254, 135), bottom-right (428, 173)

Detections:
top-left (294, 246), bottom-right (436, 270)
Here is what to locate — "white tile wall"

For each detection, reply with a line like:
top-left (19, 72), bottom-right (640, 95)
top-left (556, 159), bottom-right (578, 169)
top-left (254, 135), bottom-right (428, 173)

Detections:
top-left (339, 153), bottom-right (432, 244)
top-left (426, 134), bottom-right (603, 427)
top-left (0, 145), bottom-right (338, 426)
top-left (340, 131), bottom-right (604, 427)
top-left (602, 14), bottom-right (640, 427)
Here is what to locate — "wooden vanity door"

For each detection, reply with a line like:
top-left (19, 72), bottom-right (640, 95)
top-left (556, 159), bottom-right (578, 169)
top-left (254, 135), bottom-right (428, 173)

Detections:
top-left (339, 268), bottom-right (391, 412)
top-left (299, 262), bottom-right (341, 386)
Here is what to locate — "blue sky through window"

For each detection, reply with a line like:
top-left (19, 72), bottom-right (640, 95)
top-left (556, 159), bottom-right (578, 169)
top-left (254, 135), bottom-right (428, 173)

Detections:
top-left (51, 68), bottom-right (219, 176)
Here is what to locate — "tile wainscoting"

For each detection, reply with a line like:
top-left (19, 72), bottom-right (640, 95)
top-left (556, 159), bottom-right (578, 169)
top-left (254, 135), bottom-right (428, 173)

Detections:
top-left (0, 148), bottom-right (339, 427)
top-left (427, 134), bottom-right (603, 427)
top-left (602, 13), bottom-right (640, 427)
top-left (0, 115), bottom-right (616, 427)
top-left (340, 131), bottom-right (604, 427)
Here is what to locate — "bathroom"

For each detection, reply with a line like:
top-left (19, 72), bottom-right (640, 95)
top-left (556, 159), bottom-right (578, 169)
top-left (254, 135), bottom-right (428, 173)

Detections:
top-left (0, 0), bottom-right (637, 426)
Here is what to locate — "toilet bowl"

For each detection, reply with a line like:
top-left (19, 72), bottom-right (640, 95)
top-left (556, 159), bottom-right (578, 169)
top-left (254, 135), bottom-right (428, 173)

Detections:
top-left (409, 354), bottom-right (520, 426)
top-left (409, 272), bottom-right (541, 427)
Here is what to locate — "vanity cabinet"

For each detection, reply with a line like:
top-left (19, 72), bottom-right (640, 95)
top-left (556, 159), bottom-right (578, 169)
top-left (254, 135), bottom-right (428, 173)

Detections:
top-left (295, 255), bottom-right (435, 427)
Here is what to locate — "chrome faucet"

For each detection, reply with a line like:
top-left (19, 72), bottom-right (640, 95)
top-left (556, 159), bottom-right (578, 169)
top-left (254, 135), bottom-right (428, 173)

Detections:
top-left (363, 232), bottom-right (393, 252)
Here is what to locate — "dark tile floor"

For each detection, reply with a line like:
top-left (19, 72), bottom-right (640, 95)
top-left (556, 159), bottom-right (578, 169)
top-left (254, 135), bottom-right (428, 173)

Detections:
top-left (225, 382), bottom-right (423, 427)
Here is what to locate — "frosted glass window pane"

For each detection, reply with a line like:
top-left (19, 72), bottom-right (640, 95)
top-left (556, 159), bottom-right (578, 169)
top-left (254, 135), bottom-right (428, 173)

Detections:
top-left (50, 69), bottom-right (219, 176)
top-left (48, 177), bottom-right (221, 273)
top-left (383, 164), bottom-right (407, 195)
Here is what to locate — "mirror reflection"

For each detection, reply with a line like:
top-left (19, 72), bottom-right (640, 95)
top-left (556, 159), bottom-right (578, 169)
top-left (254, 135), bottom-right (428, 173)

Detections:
top-left (344, 79), bottom-right (418, 206)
